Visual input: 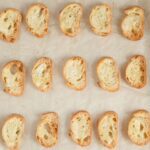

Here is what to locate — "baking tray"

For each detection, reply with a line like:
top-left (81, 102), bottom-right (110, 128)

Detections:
top-left (0, 0), bottom-right (150, 150)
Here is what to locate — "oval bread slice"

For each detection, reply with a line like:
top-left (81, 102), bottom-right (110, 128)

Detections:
top-left (97, 111), bottom-right (118, 148)
top-left (69, 111), bottom-right (92, 146)
top-left (26, 3), bottom-right (49, 38)
top-left (125, 55), bottom-right (146, 88)
top-left (63, 56), bottom-right (86, 90)
top-left (36, 112), bottom-right (59, 148)
top-left (32, 57), bottom-right (52, 92)
top-left (89, 4), bottom-right (112, 36)
top-left (128, 110), bottom-right (150, 145)
top-left (96, 57), bottom-right (120, 92)
top-left (121, 6), bottom-right (144, 41)
top-left (0, 8), bottom-right (22, 43)
top-left (59, 3), bottom-right (83, 37)
top-left (2, 60), bottom-right (25, 96)
top-left (2, 114), bottom-right (25, 150)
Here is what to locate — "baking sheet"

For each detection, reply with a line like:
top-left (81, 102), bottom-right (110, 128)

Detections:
top-left (0, 0), bottom-right (150, 150)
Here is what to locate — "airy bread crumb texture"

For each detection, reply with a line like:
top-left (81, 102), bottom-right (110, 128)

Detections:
top-left (128, 110), bottom-right (150, 146)
top-left (26, 3), bottom-right (49, 37)
top-left (2, 60), bottom-right (25, 96)
top-left (89, 4), bottom-right (112, 36)
top-left (97, 57), bottom-right (120, 92)
top-left (63, 56), bottom-right (86, 90)
top-left (97, 111), bottom-right (118, 148)
top-left (59, 3), bottom-right (83, 37)
top-left (121, 6), bottom-right (144, 41)
top-left (2, 114), bottom-right (25, 150)
top-left (36, 112), bottom-right (58, 148)
top-left (125, 55), bottom-right (146, 88)
top-left (69, 111), bottom-right (92, 146)
top-left (0, 8), bottom-right (22, 42)
top-left (32, 57), bottom-right (52, 92)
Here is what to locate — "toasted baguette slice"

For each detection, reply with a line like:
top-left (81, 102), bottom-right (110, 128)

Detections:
top-left (121, 6), bottom-right (144, 41)
top-left (26, 3), bottom-right (49, 38)
top-left (0, 8), bottom-right (22, 43)
top-left (59, 3), bottom-right (83, 37)
top-left (32, 57), bottom-right (52, 92)
top-left (36, 112), bottom-right (59, 148)
top-left (63, 56), bottom-right (86, 90)
top-left (2, 114), bottom-right (25, 150)
top-left (97, 111), bottom-right (118, 148)
top-left (69, 111), bottom-right (92, 146)
top-left (96, 57), bottom-right (120, 92)
top-left (128, 110), bottom-right (150, 146)
top-left (125, 55), bottom-right (146, 88)
top-left (89, 4), bottom-right (112, 36)
top-left (2, 60), bottom-right (25, 96)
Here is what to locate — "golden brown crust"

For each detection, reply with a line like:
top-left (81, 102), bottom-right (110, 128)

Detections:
top-left (121, 6), bottom-right (144, 41)
top-left (1, 60), bottom-right (25, 96)
top-left (68, 110), bottom-right (92, 146)
top-left (128, 110), bottom-right (150, 146)
top-left (97, 111), bottom-right (118, 148)
top-left (0, 8), bottom-right (22, 43)
top-left (2, 114), bottom-right (25, 150)
top-left (32, 57), bottom-right (52, 92)
top-left (36, 112), bottom-right (59, 148)
top-left (59, 3), bottom-right (83, 37)
top-left (96, 57), bottom-right (120, 92)
top-left (63, 56), bottom-right (86, 91)
top-left (89, 4), bottom-right (112, 36)
top-left (25, 3), bottom-right (49, 38)
top-left (125, 55), bottom-right (147, 88)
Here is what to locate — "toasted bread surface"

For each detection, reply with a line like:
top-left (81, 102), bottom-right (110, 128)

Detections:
top-left (89, 4), bottom-right (112, 36)
top-left (128, 110), bottom-right (150, 145)
top-left (59, 3), bottom-right (83, 37)
top-left (32, 57), bottom-right (52, 92)
top-left (69, 111), bottom-right (92, 146)
top-left (96, 57), bottom-right (120, 92)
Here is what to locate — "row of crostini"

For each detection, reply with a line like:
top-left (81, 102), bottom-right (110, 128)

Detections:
top-left (0, 3), bottom-right (144, 43)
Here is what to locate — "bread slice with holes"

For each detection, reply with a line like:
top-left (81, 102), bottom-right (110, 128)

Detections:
top-left (63, 56), bottom-right (86, 90)
top-left (2, 60), bottom-right (25, 96)
top-left (26, 3), bottom-right (49, 38)
top-left (36, 112), bottom-right (59, 148)
top-left (59, 3), bottom-right (83, 37)
top-left (125, 55), bottom-right (146, 88)
top-left (96, 57), bottom-right (120, 92)
top-left (32, 57), bottom-right (52, 92)
top-left (68, 111), bottom-right (92, 146)
top-left (121, 6), bottom-right (144, 41)
top-left (0, 8), bottom-right (22, 43)
top-left (2, 114), bottom-right (25, 150)
top-left (89, 4), bottom-right (112, 36)
top-left (128, 110), bottom-right (150, 146)
top-left (97, 111), bottom-right (118, 148)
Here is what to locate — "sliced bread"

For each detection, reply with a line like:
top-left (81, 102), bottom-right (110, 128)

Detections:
top-left (59, 3), bottom-right (83, 37)
top-left (125, 55), bottom-right (146, 88)
top-left (0, 8), bottom-right (22, 42)
top-left (63, 56), bottom-right (86, 90)
top-left (96, 57), bottom-right (120, 92)
top-left (32, 57), bottom-right (52, 92)
top-left (36, 112), bottom-right (59, 148)
top-left (2, 60), bottom-right (25, 96)
top-left (89, 4), bottom-right (112, 36)
top-left (97, 111), bottom-right (118, 148)
top-left (26, 3), bottom-right (49, 38)
top-left (128, 110), bottom-right (150, 145)
top-left (2, 114), bottom-right (25, 150)
top-left (68, 111), bottom-right (92, 146)
top-left (121, 6), bottom-right (144, 41)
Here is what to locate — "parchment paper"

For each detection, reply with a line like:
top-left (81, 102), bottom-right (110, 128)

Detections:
top-left (0, 0), bottom-right (150, 150)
